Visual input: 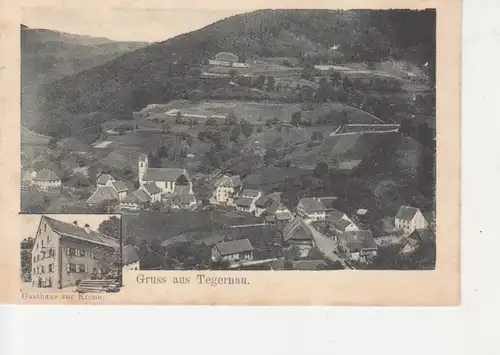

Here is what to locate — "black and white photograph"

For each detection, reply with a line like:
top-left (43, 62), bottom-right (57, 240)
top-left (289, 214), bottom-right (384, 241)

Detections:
top-left (21, 8), bottom-right (436, 272)
top-left (20, 214), bottom-right (123, 293)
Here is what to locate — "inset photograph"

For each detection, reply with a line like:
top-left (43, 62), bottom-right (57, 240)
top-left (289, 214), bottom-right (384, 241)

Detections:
top-left (20, 214), bottom-right (122, 293)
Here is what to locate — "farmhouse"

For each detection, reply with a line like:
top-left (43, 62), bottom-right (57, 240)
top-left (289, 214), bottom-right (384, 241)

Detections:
top-left (96, 174), bottom-right (115, 188)
top-left (282, 218), bottom-right (315, 249)
top-left (120, 189), bottom-right (151, 211)
top-left (122, 245), bottom-right (140, 271)
top-left (235, 189), bottom-right (262, 213)
top-left (211, 239), bottom-right (254, 263)
top-left (30, 216), bottom-right (118, 289)
top-left (401, 228), bottom-right (436, 256)
top-left (86, 180), bottom-right (130, 206)
top-left (212, 174), bottom-right (243, 205)
top-left (297, 198), bottom-right (326, 221)
top-left (138, 154), bottom-right (193, 194)
top-left (86, 186), bottom-right (119, 206)
top-left (395, 206), bottom-right (429, 236)
top-left (140, 182), bottom-right (162, 203)
top-left (254, 192), bottom-right (281, 217)
top-left (31, 169), bottom-right (61, 191)
top-left (338, 230), bottom-right (378, 263)
top-left (168, 193), bottom-right (197, 210)
top-left (326, 209), bottom-right (358, 236)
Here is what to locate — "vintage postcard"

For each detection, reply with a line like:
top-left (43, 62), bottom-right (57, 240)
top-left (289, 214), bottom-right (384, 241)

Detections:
top-left (0, 0), bottom-right (460, 305)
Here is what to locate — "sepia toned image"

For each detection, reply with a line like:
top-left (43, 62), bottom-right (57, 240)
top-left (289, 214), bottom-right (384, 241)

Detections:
top-left (22, 7), bottom-right (436, 272)
top-left (0, 0), bottom-right (460, 305)
top-left (20, 214), bottom-right (123, 295)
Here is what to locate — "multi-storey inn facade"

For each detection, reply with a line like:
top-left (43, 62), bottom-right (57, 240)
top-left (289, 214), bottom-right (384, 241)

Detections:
top-left (30, 216), bottom-right (119, 289)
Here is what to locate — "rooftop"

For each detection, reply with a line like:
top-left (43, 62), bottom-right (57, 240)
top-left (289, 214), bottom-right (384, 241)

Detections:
top-left (235, 197), bottom-right (254, 208)
top-left (338, 160), bottom-right (362, 171)
top-left (86, 186), bottom-right (119, 205)
top-left (215, 175), bottom-right (242, 188)
top-left (283, 218), bottom-right (313, 242)
top-left (142, 168), bottom-right (188, 183)
top-left (215, 238), bottom-right (254, 256)
top-left (123, 245), bottom-right (140, 265)
top-left (396, 206), bottom-right (421, 221)
top-left (96, 174), bottom-right (115, 185)
top-left (43, 216), bottom-right (118, 248)
top-left (32, 169), bottom-right (60, 182)
top-left (110, 181), bottom-right (129, 192)
top-left (339, 230), bottom-right (377, 253)
top-left (142, 182), bottom-right (162, 195)
top-left (242, 189), bottom-right (261, 198)
top-left (122, 190), bottom-right (151, 204)
top-left (298, 198), bottom-right (326, 213)
top-left (292, 260), bottom-right (328, 270)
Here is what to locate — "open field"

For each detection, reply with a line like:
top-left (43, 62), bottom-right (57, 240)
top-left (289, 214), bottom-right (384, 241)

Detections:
top-left (135, 100), bottom-right (381, 126)
top-left (123, 210), bottom-right (266, 243)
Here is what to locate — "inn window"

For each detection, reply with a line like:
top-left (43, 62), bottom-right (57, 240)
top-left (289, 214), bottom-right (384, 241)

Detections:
top-left (41, 266), bottom-right (44, 274)
top-left (41, 240), bottom-right (44, 247)
top-left (47, 234), bottom-right (50, 243)
top-left (67, 248), bottom-right (86, 257)
top-left (44, 224), bottom-right (47, 232)
top-left (49, 264), bottom-right (53, 273)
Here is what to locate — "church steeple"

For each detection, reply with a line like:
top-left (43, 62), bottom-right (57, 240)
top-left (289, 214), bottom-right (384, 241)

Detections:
top-left (138, 154), bottom-right (148, 185)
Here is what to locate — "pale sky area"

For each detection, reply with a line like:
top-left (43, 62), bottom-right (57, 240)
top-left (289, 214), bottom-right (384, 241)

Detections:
top-left (20, 214), bottom-right (120, 240)
top-left (22, 7), bottom-right (253, 42)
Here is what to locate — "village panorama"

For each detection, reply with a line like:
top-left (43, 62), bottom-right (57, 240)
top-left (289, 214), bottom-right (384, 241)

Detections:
top-left (21, 9), bottom-right (437, 272)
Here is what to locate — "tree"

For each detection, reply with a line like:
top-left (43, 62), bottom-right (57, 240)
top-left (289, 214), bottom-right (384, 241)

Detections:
top-left (205, 117), bottom-right (217, 126)
top-left (98, 216), bottom-right (121, 240)
top-left (266, 75), bottom-right (276, 91)
top-left (240, 120), bottom-right (253, 137)
top-left (341, 110), bottom-right (349, 126)
top-left (228, 69), bottom-right (238, 79)
top-left (175, 111), bottom-right (183, 124)
top-left (316, 77), bottom-right (329, 102)
top-left (311, 131), bottom-right (323, 141)
top-left (162, 123), bottom-right (172, 134)
top-left (230, 126), bottom-right (241, 142)
top-left (48, 137), bottom-right (58, 149)
top-left (253, 75), bottom-right (266, 89)
top-left (225, 113), bottom-right (238, 126)
top-left (313, 161), bottom-right (329, 178)
top-left (264, 147), bottom-right (278, 163)
top-left (291, 111), bottom-right (302, 127)
top-left (342, 77), bottom-right (353, 92)
top-left (92, 245), bottom-right (121, 280)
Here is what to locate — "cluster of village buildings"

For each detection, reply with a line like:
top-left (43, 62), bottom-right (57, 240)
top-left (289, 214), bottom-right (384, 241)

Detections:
top-left (22, 151), bottom-right (435, 272)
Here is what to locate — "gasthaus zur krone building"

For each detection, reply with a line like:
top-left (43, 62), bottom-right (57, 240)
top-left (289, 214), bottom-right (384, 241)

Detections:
top-left (30, 216), bottom-right (119, 289)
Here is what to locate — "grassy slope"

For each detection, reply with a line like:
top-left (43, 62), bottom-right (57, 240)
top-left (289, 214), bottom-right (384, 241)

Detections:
top-left (21, 25), bottom-right (147, 129)
top-left (37, 9), bottom-right (435, 133)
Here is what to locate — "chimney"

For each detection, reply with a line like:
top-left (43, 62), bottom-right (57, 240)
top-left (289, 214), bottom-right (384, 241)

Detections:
top-left (73, 221), bottom-right (78, 227)
top-left (84, 224), bottom-right (90, 234)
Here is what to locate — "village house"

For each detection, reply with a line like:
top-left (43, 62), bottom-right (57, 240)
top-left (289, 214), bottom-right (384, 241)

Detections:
top-left (338, 230), bottom-right (378, 263)
top-left (395, 206), bottom-right (429, 236)
top-left (263, 202), bottom-right (293, 225)
top-left (138, 154), bottom-right (193, 195)
top-left (120, 189), bottom-right (151, 211)
top-left (122, 245), bottom-right (140, 271)
top-left (86, 186), bottom-right (120, 206)
top-left (140, 182), bottom-right (162, 204)
top-left (31, 169), bottom-right (61, 191)
top-left (211, 238), bottom-right (254, 263)
top-left (30, 216), bottom-right (119, 289)
top-left (282, 218), bottom-right (315, 256)
top-left (326, 209), bottom-right (358, 238)
top-left (86, 180), bottom-right (130, 206)
top-left (297, 197), bottom-right (326, 221)
top-left (96, 174), bottom-right (115, 188)
top-left (234, 189), bottom-right (262, 213)
top-left (212, 175), bottom-right (243, 205)
top-left (169, 193), bottom-right (197, 210)
top-left (401, 228), bottom-right (436, 256)
top-left (254, 192), bottom-right (281, 217)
